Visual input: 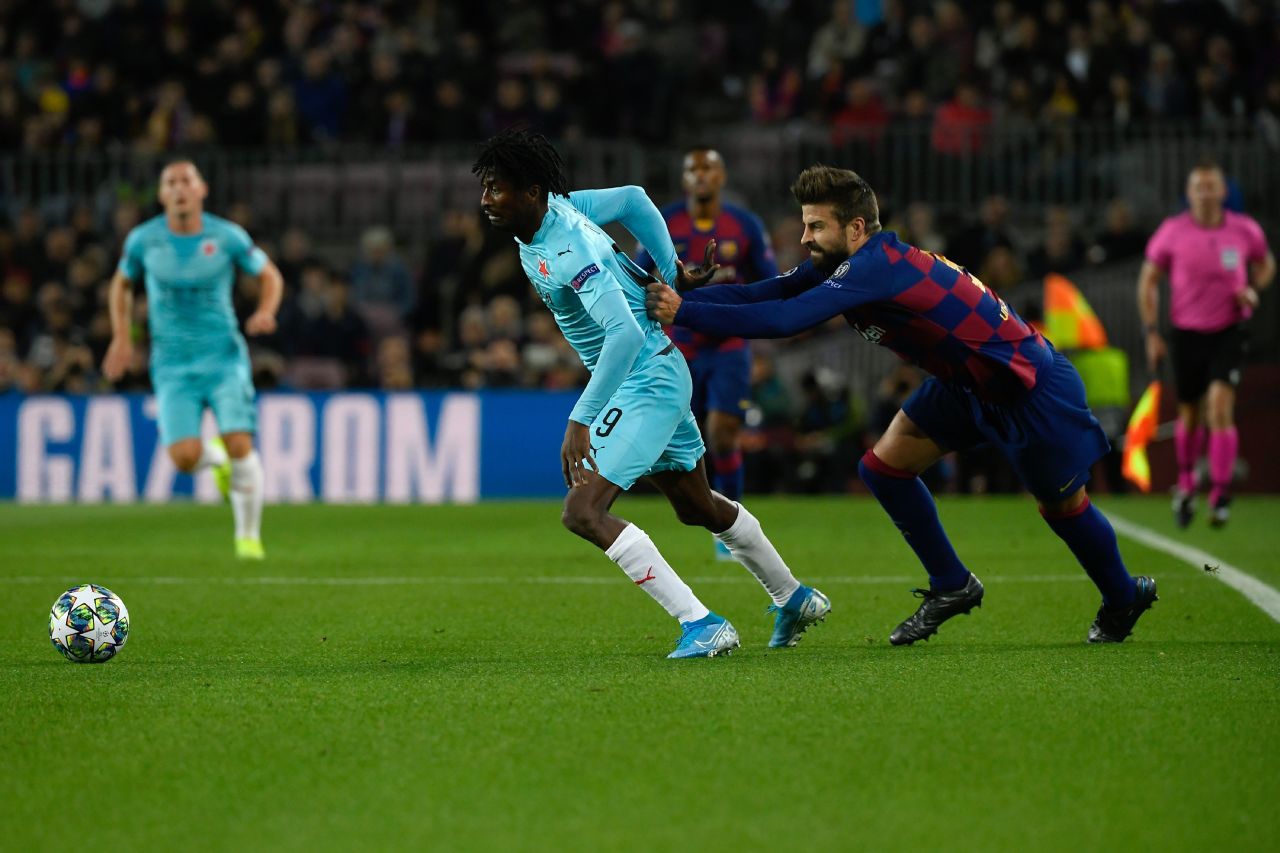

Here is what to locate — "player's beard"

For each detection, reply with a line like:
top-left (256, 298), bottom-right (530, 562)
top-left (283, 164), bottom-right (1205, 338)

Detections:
top-left (808, 240), bottom-right (850, 274)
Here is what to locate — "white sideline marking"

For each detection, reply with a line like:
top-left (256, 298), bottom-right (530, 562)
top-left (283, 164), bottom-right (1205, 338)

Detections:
top-left (1109, 513), bottom-right (1280, 623)
top-left (1, 573), bottom-right (1087, 587)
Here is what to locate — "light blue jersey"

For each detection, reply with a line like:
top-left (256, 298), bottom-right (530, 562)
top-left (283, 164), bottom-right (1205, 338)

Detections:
top-left (118, 212), bottom-right (267, 444)
top-left (119, 212), bottom-right (268, 376)
top-left (517, 189), bottom-right (704, 488)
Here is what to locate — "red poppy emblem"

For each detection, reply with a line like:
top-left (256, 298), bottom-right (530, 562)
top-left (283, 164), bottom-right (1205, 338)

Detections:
top-left (538, 259), bottom-right (550, 278)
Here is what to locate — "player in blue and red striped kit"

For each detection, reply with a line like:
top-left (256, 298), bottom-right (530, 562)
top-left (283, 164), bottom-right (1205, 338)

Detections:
top-left (647, 165), bottom-right (1159, 645)
top-left (635, 148), bottom-right (777, 559)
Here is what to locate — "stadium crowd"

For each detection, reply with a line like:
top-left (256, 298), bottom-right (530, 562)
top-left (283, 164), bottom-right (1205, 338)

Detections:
top-left (0, 1), bottom-right (1275, 151)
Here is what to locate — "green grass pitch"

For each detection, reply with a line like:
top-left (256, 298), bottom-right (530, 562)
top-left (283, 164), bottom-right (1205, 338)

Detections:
top-left (3, 496), bottom-right (1278, 851)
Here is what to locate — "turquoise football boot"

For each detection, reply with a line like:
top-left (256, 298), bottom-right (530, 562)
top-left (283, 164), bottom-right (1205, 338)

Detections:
top-left (767, 585), bottom-right (831, 648)
top-left (668, 612), bottom-right (740, 659)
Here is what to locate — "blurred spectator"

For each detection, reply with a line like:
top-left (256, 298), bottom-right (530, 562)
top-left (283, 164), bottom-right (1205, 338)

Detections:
top-left (947, 195), bottom-right (1014, 273)
top-left (293, 48), bottom-right (347, 142)
top-left (1026, 207), bottom-right (1086, 278)
top-left (932, 79), bottom-right (992, 155)
top-left (376, 336), bottom-right (414, 390)
top-left (792, 369), bottom-right (858, 493)
top-left (978, 245), bottom-right (1024, 294)
top-left (889, 203), bottom-right (946, 254)
top-left (1088, 199), bottom-right (1147, 265)
top-left (808, 1), bottom-right (866, 81)
top-left (831, 78), bottom-right (888, 145)
top-left (289, 264), bottom-right (371, 387)
top-left (1143, 44), bottom-right (1193, 118)
top-left (350, 226), bottom-right (414, 336)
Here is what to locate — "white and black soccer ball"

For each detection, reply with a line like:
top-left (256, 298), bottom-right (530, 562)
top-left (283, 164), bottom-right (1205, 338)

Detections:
top-left (49, 584), bottom-right (130, 663)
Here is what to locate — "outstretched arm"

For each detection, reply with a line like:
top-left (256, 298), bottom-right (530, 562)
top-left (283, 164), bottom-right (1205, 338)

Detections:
top-left (673, 277), bottom-right (866, 339)
top-left (680, 261), bottom-right (822, 306)
top-left (569, 187), bottom-right (678, 285)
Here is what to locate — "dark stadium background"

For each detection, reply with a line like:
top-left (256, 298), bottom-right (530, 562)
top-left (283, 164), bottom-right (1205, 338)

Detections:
top-left (1, 0), bottom-right (1276, 492)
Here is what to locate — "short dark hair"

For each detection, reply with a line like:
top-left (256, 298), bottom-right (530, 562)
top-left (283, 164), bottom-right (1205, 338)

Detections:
top-left (791, 164), bottom-right (880, 232)
top-left (471, 127), bottom-right (570, 199)
top-left (1190, 156), bottom-right (1223, 175)
top-left (685, 144), bottom-right (723, 159)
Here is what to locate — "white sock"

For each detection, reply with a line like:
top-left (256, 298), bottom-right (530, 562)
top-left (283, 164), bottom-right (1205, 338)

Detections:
top-left (196, 439), bottom-right (228, 472)
top-left (716, 502), bottom-right (801, 606)
top-left (605, 524), bottom-right (709, 624)
top-left (229, 451), bottom-right (264, 540)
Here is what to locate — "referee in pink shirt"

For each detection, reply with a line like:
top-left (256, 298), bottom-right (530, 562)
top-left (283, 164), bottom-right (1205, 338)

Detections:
top-left (1138, 161), bottom-right (1274, 528)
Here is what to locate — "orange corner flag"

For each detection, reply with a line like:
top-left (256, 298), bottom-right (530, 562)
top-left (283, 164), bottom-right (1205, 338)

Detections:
top-left (1121, 380), bottom-right (1162, 492)
top-left (1043, 273), bottom-right (1108, 350)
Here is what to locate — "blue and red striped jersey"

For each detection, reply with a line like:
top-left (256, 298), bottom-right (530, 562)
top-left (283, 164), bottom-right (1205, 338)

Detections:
top-left (635, 201), bottom-right (777, 355)
top-left (675, 231), bottom-right (1053, 402)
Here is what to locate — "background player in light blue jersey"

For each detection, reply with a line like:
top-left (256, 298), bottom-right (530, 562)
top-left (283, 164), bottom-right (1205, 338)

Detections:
top-left (473, 129), bottom-right (829, 658)
top-left (102, 161), bottom-right (283, 560)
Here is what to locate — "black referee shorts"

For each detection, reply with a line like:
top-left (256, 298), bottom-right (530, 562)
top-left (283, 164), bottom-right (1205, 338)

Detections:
top-left (1170, 324), bottom-right (1248, 401)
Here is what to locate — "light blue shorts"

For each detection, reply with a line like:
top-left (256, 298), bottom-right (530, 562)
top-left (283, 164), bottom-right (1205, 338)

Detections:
top-left (589, 346), bottom-right (705, 490)
top-left (153, 357), bottom-right (257, 446)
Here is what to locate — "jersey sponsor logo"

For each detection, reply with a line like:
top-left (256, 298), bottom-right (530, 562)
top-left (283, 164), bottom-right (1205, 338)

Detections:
top-left (538, 259), bottom-right (551, 278)
top-left (719, 240), bottom-right (739, 260)
top-left (833, 261), bottom-right (850, 278)
top-left (570, 263), bottom-right (600, 291)
top-left (855, 323), bottom-right (887, 343)
top-left (200, 239), bottom-right (218, 257)
top-left (1221, 248), bottom-right (1241, 270)
top-left (557, 244), bottom-right (573, 257)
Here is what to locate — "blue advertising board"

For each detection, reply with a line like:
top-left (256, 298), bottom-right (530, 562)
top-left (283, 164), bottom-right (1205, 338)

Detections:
top-left (0, 390), bottom-right (580, 503)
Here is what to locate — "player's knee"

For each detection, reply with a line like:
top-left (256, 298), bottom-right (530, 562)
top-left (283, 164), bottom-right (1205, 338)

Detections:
top-left (222, 432), bottom-right (254, 458)
top-left (673, 499), bottom-right (711, 528)
top-left (168, 444), bottom-right (201, 473)
top-left (859, 449), bottom-right (918, 484)
top-left (560, 500), bottom-right (599, 540)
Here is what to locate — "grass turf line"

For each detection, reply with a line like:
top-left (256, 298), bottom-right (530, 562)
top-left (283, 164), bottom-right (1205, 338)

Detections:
top-left (2, 496), bottom-right (1277, 852)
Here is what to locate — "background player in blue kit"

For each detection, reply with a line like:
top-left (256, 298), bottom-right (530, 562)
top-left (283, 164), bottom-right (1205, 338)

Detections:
top-left (102, 161), bottom-right (284, 559)
top-left (635, 148), bottom-right (778, 559)
top-left (648, 165), bottom-right (1159, 646)
top-left (473, 129), bottom-right (829, 658)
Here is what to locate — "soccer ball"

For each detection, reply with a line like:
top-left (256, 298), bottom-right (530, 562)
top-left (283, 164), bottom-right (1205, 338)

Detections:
top-left (49, 584), bottom-right (130, 663)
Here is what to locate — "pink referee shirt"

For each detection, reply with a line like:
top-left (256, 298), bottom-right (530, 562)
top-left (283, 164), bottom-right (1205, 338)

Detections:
top-left (1145, 210), bottom-right (1270, 332)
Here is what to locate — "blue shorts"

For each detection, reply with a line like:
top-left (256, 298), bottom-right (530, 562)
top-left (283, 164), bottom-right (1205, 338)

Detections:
top-left (687, 345), bottom-right (752, 419)
top-left (153, 357), bottom-right (257, 446)
top-left (902, 349), bottom-right (1110, 502)
top-left (589, 347), bottom-right (705, 490)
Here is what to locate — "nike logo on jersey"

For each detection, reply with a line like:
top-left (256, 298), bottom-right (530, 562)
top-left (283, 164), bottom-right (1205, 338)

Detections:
top-left (557, 245), bottom-right (573, 256)
top-left (635, 567), bottom-right (656, 585)
top-left (1058, 475), bottom-right (1078, 493)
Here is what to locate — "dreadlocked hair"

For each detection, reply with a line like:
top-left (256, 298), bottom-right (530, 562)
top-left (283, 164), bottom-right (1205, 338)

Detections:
top-left (472, 128), bottom-right (570, 200)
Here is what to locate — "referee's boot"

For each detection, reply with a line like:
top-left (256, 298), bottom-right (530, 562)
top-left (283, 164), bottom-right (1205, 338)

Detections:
top-left (1087, 576), bottom-right (1158, 643)
top-left (889, 572), bottom-right (984, 646)
top-left (1172, 491), bottom-right (1195, 529)
top-left (1209, 495), bottom-right (1232, 528)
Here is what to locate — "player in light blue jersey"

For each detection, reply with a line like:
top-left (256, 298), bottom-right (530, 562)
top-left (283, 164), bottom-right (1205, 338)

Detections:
top-left (102, 161), bottom-right (283, 559)
top-left (473, 129), bottom-right (829, 658)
